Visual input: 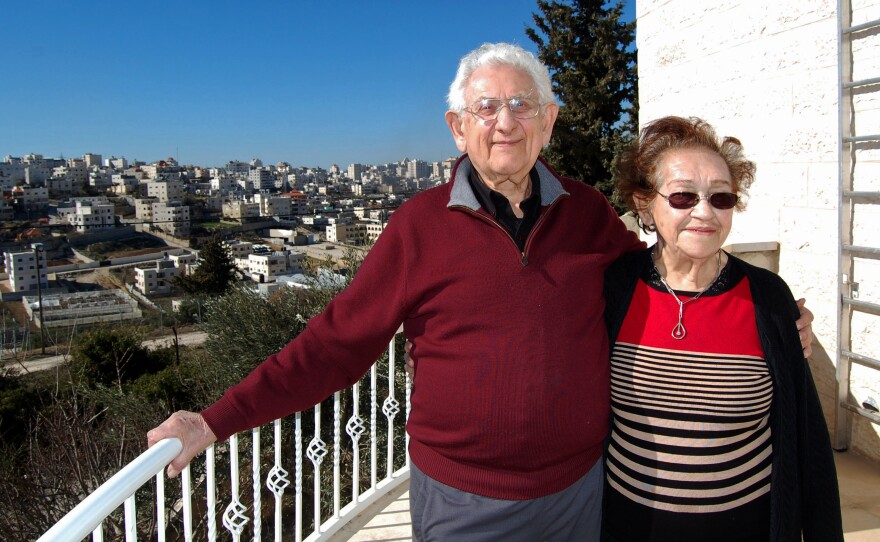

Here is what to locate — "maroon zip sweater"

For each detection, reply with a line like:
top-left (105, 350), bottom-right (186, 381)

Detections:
top-left (201, 156), bottom-right (643, 499)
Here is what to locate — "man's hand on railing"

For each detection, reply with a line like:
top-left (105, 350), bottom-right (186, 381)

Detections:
top-left (147, 411), bottom-right (217, 478)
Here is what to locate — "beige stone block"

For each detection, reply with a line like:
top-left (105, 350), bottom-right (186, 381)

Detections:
top-left (779, 207), bottom-right (839, 255)
top-left (806, 161), bottom-right (842, 209)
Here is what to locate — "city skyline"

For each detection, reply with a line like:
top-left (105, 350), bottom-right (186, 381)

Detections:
top-left (1, 0), bottom-right (635, 170)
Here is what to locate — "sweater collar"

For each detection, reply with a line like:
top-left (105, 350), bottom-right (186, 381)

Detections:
top-left (447, 155), bottom-right (569, 211)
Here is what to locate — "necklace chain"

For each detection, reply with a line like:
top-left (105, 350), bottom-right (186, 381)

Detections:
top-left (656, 250), bottom-right (723, 340)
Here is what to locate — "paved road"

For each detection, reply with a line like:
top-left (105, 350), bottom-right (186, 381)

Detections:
top-left (2, 330), bottom-right (208, 374)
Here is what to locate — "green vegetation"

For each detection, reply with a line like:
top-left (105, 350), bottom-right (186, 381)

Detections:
top-left (200, 220), bottom-right (240, 231)
top-left (527, 0), bottom-right (637, 209)
top-left (79, 233), bottom-right (169, 261)
top-left (0, 249), bottom-right (406, 540)
top-left (174, 237), bottom-right (238, 296)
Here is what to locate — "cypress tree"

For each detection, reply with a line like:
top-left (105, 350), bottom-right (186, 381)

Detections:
top-left (526, 0), bottom-right (637, 208)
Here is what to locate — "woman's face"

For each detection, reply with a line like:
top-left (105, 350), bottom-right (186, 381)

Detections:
top-left (642, 147), bottom-right (735, 261)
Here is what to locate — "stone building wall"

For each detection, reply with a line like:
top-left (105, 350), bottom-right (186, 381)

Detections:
top-left (637, 0), bottom-right (880, 460)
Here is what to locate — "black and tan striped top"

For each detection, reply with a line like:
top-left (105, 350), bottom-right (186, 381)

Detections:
top-left (604, 269), bottom-right (773, 541)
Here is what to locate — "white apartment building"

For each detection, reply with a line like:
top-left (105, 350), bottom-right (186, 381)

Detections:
top-left (56, 197), bottom-right (115, 233)
top-left (285, 190), bottom-right (309, 215)
top-left (111, 174), bottom-right (138, 194)
top-left (223, 240), bottom-right (254, 260)
top-left (83, 153), bottom-right (102, 168)
top-left (105, 156), bottom-right (127, 169)
top-left (222, 200), bottom-right (260, 221)
top-left (168, 250), bottom-right (197, 270)
top-left (135, 197), bottom-right (158, 225)
top-left (12, 185), bottom-right (49, 210)
top-left (406, 159), bottom-right (429, 179)
top-left (151, 201), bottom-right (190, 237)
top-left (135, 260), bottom-right (180, 296)
top-left (225, 161), bottom-right (250, 175)
top-left (89, 170), bottom-right (112, 190)
top-left (4, 249), bottom-right (48, 292)
top-left (46, 175), bottom-right (74, 196)
top-left (248, 168), bottom-right (275, 191)
top-left (348, 163), bottom-right (365, 181)
top-left (253, 193), bottom-right (292, 219)
top-left (133, 251), bottom-right (196, 296)
top-left (0, 158), bottom-right (25, 184)
top-left (325, 218), bottom-right (386, 245)
top-left (144, 179), bottom-right (184, 202)
top-left (245, 249), bottom-right (306, 283)
top-left (210, 176), bottom-right (236, 193)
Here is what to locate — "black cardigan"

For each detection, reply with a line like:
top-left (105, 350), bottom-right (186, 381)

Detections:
top-left (603, 248), bottom-right (843, 542)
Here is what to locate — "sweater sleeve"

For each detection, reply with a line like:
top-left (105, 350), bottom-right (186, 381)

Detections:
top-left (202, 212), bottom-right (412, 441)
top-left (758, 270), bottom-right (844, 541)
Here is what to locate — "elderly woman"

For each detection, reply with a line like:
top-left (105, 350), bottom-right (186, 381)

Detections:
top-left (602, 116), bottom-right (842, 541)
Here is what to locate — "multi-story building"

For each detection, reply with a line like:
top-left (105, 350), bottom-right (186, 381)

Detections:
top-left (56, 197), bottom-right (115, 233)
top-left (442, 157), bottom-right (457, 181)
top-left (210, 176), bottom-right (236, 193)
top-left (347, 163), bottom-right (365, 181)
top-left (245, 249), bottom-right (306, 283)
top-left (0, 157), bottom-right (26, 185)
top-left (222, 200), bottom-right (260, 221)
top-left (105, 156), bottom-right (127, 169)
top-left (248, 168), bottom-right (275, 191)
top-left (253, 193), bottom-right (292, 219)
top-left (135, 260), bottom-right (180, 296)
top-left (12, 185), bottom-right (49, 210)
top-left (168, 251), bottom-right (197, 270)
top-left (135, 197), bottom-right (158, 225)
top-left (225, 161), bottom-right (250, 175)
top-left (406, 159), bottom-right (429, 179)
top-left (83, 153), bottom-right (102, 168)
top-left (111, 174), bottom-right (138, 194)
top-left (145, 179), bottom-right (184, 202)
top-left (46, 174), bottom-right (75, 196)
top-left (325, 218), bottom-right (387, 245)
top-left (89, 170), bottom-right (113, 190)
top-left (132, 251), bottom-right (196, 296)
top-left (223, 240), bottom-right (254, 260)
top-left (151, 201), bottom-right (190, 237)
top-left (4, 248), bottom-right (48, 292)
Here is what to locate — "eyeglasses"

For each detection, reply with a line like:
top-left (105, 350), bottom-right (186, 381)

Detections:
top-left (656, 191), bottom-right (739, 210)
top-left (464, 97), bottom-right (542, 121)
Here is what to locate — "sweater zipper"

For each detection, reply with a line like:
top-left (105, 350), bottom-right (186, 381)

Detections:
top-left (451, 194), bottom-right (568, 267)
top-left (521, 195), bottom-right (566, 265)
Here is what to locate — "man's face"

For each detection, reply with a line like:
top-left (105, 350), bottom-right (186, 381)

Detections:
top-left (446, 65), bottom-right (558, 186)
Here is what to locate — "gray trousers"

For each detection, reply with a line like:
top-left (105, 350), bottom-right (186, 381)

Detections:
top-left (409, 460), bottom-right (604, 542)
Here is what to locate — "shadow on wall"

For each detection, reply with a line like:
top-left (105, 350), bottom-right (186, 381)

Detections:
top-left (807, 340), bottom-right (880, 462)
top-left (808, 339), bottom-right (880, 538)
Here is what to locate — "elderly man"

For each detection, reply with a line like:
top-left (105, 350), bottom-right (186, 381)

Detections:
top-left (149, 43), bottom-right (812, 541)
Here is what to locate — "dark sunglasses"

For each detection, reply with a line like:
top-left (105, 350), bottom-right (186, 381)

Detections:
top-left (656, 191), bottom-right (739, 210)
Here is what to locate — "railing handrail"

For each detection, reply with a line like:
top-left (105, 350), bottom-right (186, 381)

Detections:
top-left (37, 438), bottom-right (183, 542)
top-left (37, 329), bottom-right (411, 541)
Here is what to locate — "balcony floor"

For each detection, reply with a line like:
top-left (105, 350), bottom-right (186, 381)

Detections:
top-left (339, 450), bottom-right (880, 541)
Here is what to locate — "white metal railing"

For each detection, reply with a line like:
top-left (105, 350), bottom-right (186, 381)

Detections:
top-left (38, 331), bottom-right (411, 542)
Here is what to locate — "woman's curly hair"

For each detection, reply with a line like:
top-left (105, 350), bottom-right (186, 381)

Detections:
top-left (614, 116), bottom-right (756, 233)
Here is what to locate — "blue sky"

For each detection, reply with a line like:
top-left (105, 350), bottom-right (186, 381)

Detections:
top-left (0, 1), bottom-right (634, 170)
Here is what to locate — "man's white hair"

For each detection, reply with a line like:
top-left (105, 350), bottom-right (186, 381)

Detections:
top-left (447, 42), bottom-right (555, 113)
